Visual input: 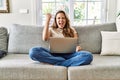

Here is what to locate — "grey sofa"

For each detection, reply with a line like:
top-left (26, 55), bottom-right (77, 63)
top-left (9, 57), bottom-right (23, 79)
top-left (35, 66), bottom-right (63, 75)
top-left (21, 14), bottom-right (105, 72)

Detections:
top-left (0, 22), bottom-right (120, 80)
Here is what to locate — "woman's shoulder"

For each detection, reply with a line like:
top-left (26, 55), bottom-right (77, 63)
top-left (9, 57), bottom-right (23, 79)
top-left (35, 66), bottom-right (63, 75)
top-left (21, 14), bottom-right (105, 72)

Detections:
top-left (70, 27), bottom-right (77, 33)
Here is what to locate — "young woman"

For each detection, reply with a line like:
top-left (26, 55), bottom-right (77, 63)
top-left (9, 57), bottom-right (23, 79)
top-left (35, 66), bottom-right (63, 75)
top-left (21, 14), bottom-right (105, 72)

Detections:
top-left (29, 10), bottom-right (93, 67)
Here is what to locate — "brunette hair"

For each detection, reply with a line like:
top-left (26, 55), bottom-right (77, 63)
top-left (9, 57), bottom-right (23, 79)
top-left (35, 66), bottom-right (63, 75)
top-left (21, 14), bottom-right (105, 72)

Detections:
top-left (51, 10), bottom-right (74, 37)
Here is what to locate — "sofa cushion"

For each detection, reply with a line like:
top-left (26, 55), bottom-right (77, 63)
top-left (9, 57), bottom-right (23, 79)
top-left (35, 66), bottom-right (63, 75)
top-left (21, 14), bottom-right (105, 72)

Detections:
top-left (74, 23), bottom-right (117, 54)
top-left (101, 31), bottom-right (120, 55)
top-left (0, 27), bottom-right (8, 52)
top-left (68, 54), bottom-right (120, 80)
top-left (0, 54), bottom-right (67, 80)
top-left (8, 24), bottom-right (49, 54)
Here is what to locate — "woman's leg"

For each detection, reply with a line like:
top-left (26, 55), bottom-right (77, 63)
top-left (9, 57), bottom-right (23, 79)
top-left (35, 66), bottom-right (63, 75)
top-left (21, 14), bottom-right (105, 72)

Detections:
top-left (55, 51), bottom-right (93, 67)
top-left (29, 46), bottom-right (65, 64)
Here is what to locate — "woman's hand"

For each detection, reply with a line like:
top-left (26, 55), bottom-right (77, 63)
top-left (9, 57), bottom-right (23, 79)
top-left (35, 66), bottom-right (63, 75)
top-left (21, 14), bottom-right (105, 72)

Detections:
top-left (46, 13), bottom-right (52, 23)
top-left (76, 46), bottom-right (82, 52)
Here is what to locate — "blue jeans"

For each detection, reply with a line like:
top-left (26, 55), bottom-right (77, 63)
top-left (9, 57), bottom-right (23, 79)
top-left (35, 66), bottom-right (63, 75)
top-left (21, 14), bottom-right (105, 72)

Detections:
top-left (29, 46), bottom-right (93, 67)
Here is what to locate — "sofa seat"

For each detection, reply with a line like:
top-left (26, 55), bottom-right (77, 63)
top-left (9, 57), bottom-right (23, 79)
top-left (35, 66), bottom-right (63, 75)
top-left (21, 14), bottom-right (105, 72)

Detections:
top-left (1, 53), bottom-right (120, 80)
top-left (0, 54), bottom-right (67, 80)
top-left (68, 54), bottom-right (120, 80)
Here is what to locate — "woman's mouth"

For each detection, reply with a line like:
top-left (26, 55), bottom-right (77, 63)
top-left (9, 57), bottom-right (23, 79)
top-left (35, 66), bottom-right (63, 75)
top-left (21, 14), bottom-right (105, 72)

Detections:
top-left (59, 23), bottom-right (64, 26)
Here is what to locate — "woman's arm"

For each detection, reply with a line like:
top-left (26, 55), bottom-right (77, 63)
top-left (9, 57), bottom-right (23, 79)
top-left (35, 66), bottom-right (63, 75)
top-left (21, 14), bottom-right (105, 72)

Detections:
top-left (74, 32), bottom-right (82, 52)
top-left (42, 13), bottom-right (52, 41)
top-left (72, 27), bottom-right (82, 52)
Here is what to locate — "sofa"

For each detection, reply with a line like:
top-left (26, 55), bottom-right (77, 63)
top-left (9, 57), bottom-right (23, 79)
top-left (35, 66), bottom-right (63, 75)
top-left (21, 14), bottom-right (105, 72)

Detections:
top-left (0, 22), bottom-right (120, 80)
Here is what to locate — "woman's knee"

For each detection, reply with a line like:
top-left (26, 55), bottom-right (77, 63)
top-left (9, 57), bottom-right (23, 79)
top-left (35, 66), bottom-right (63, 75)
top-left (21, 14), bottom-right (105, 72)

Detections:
top-left (79, 51), bottom-right (93, 62)
top-left (29, 46), bottom-right (43, 58)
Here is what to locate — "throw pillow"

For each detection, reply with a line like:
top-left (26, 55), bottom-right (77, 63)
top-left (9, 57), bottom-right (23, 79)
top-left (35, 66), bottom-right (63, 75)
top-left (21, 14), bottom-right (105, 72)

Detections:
top-left (116, 16), bottom-right (120, 31)
top-left (8, 24), bottom-right (49, 54)
top-left (0, 27), bottom-right (8, 52)
top-left (101, 31), bottom-right (120, 55)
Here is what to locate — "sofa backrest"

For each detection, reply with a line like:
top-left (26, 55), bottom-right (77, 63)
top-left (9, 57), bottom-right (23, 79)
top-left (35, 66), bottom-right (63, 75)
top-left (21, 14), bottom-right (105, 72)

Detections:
top-left (74, 22), bottom-right (117, 54)
top-left (8, 24), bottom-right (49, 54)
top-left (8, 23), bottom-right (117, 54)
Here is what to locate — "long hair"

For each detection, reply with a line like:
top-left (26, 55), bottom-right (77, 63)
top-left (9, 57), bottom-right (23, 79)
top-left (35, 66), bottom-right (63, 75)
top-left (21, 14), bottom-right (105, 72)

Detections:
top-left (51, 10), bottom-right (74, 37)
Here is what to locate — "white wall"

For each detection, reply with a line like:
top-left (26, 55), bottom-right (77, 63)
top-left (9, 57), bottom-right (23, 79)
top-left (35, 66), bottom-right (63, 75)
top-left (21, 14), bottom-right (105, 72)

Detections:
top-left (0, 0), bottom-right (34, 28)
top-left (0, 0), bottom-right (118, 28)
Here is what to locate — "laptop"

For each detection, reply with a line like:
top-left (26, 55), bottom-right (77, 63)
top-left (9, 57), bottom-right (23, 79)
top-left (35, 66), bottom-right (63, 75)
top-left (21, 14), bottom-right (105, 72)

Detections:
top-left (49, 37), bottom-right (78, 54)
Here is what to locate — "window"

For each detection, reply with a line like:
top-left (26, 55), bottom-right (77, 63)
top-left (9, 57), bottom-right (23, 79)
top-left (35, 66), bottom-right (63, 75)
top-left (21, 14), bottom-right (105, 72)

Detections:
top-left (37, 0), bottom-right (107, 26)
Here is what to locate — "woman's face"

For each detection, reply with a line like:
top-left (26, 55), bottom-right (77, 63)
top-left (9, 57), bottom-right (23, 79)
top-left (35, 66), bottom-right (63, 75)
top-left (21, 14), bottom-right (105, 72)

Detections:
top-left (56, 13), bottom-right (66, 29)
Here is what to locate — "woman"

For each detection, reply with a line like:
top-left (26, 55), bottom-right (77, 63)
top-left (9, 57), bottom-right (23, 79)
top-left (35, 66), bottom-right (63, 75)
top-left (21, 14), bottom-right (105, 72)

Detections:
top-left (29, 10), bottom-right (93, 67)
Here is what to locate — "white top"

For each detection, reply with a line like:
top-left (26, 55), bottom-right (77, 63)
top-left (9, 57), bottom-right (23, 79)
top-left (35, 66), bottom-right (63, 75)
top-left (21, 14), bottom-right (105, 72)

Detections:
top-left (49, 27), bottom-right (77, 38)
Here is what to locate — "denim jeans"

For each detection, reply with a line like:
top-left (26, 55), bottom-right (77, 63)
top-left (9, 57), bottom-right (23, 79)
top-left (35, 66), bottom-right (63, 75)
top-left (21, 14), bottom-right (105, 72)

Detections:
top-left (29, 46), bottom-right (93, 67)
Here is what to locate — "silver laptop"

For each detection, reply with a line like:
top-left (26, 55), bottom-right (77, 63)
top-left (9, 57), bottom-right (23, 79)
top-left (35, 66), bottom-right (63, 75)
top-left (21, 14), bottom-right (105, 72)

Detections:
top-left (49, 37), bottom-right (78, 54)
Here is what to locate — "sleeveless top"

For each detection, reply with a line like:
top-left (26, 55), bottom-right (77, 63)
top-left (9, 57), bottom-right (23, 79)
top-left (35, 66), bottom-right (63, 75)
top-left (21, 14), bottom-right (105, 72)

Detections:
top-left (49, 27), bottom-right (77, 38)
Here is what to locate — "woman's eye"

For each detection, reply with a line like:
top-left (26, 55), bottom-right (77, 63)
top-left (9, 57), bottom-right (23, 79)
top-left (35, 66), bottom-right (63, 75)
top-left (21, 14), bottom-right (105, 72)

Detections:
top-left (57, 17), bottom-right (65, 19)
top-left (62, 17), bottom-right (65, 19)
